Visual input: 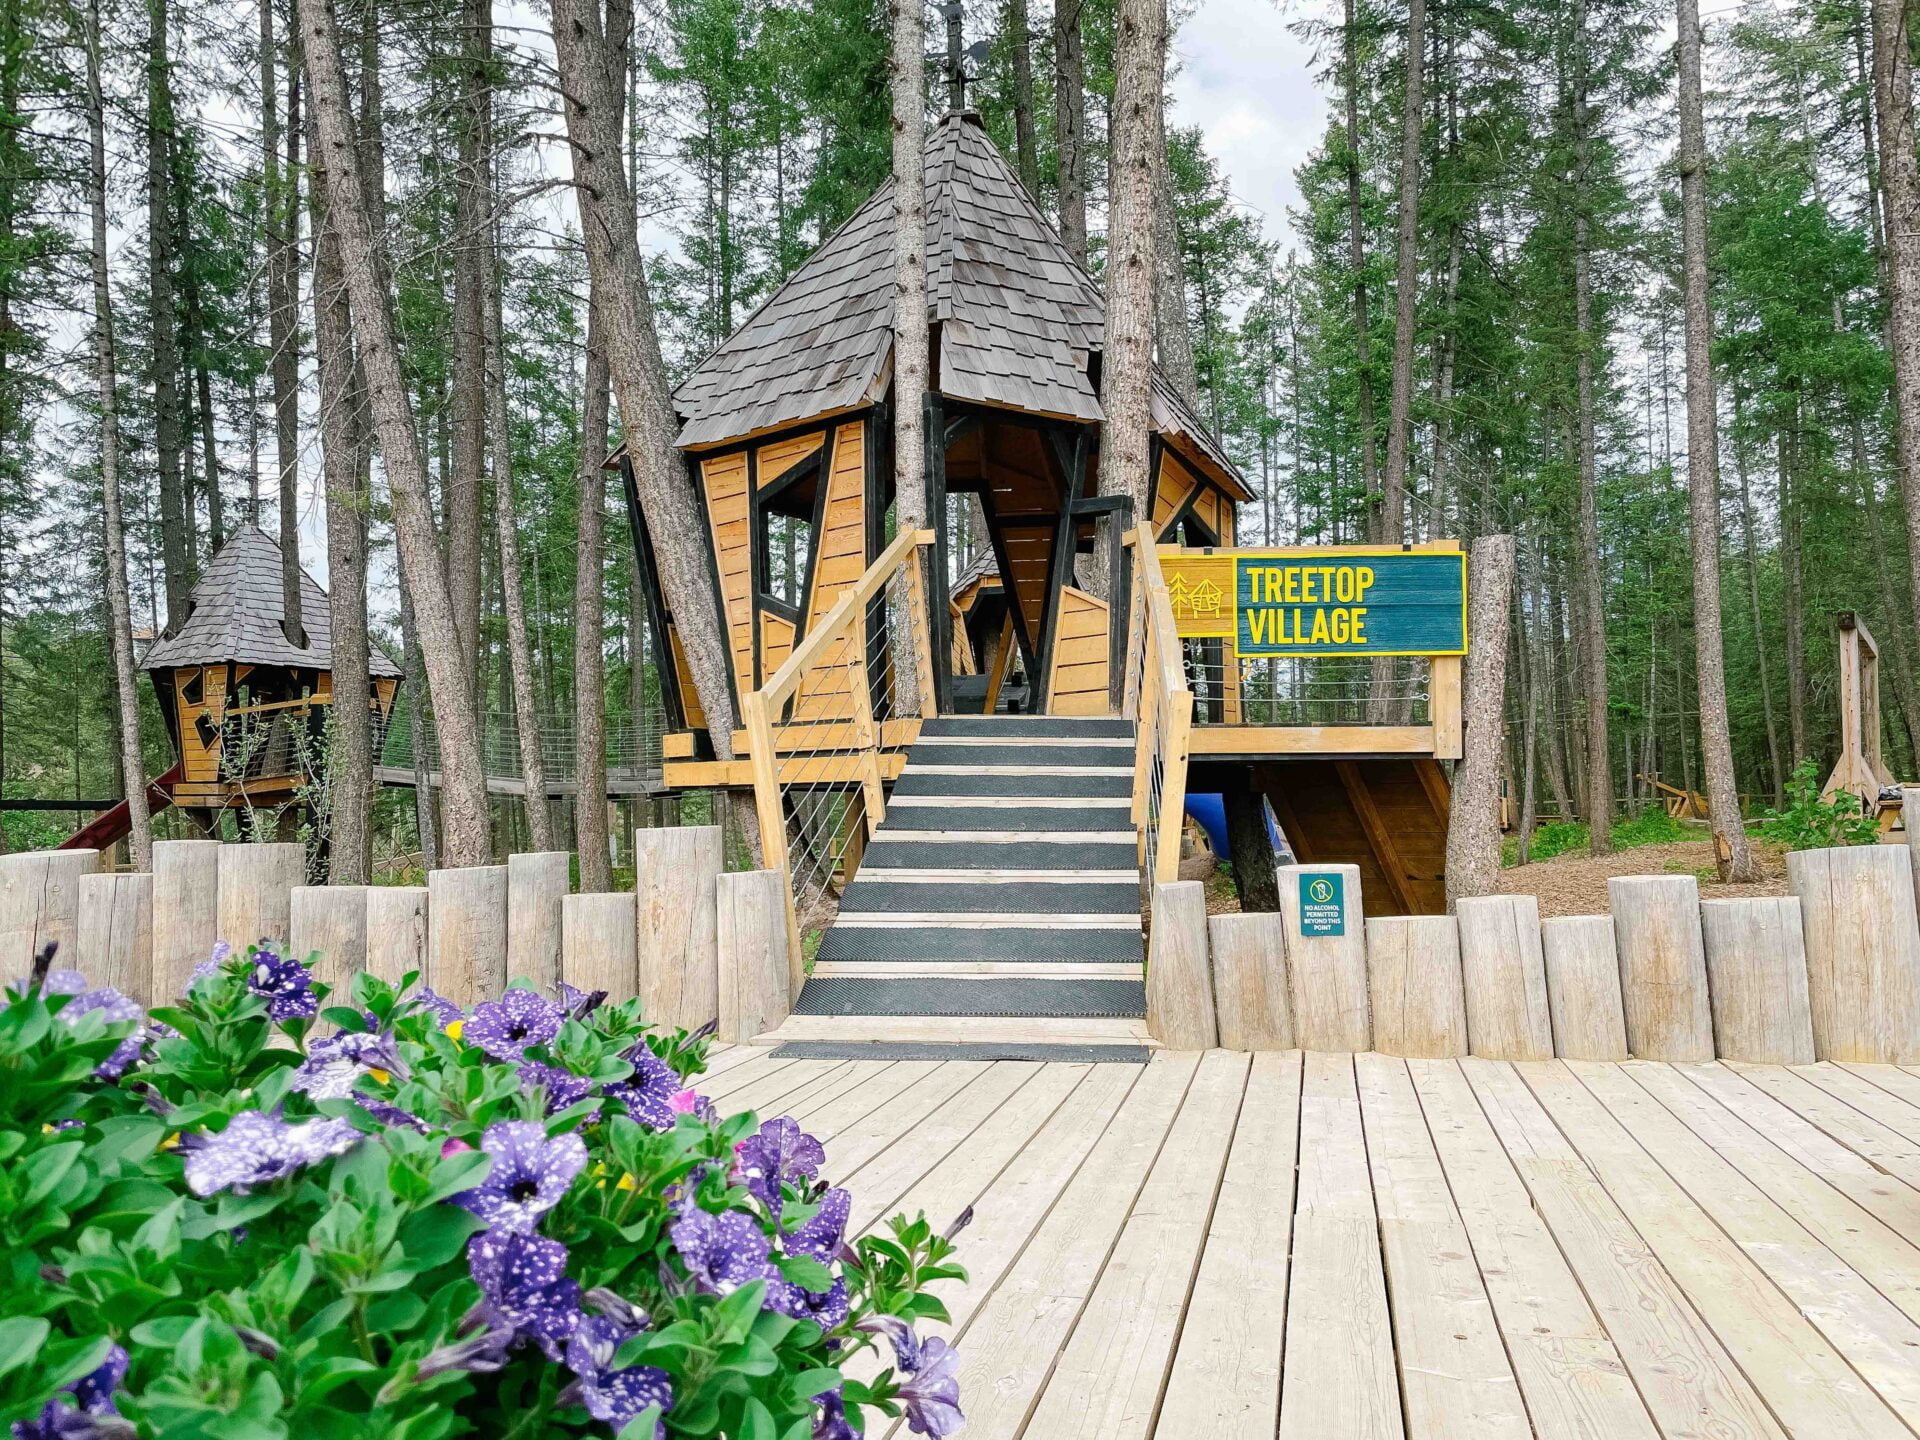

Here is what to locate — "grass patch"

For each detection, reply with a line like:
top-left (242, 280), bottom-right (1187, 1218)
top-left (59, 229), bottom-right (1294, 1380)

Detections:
top-left (1503, 808), bottom-right (1691, 866)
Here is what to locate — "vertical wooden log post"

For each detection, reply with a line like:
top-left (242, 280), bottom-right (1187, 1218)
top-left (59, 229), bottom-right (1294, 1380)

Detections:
top-left (366, 887), bottom-right (429, 988)
top-left (1365, 913), bottom-right (1468, 1057)
top-left (1608, 875), bottom-right (1713, 1061)
top-left (1904, 788), bottom-right (1920, 906)
top-left (152, 839), bottom-right (220, 1000)
top-left (1444, 533), bottom-right (1516, 908)
top-left (1148, 880), bottom-right (1217, 1049)
top-left (717, 869), bottom-right (789, 1043)
top-left (217, 843), bottom-right (305, 950)
top-left (562, 892), bottom-right (638, 1000)
top-left (507, 851), bottom-right (571, 993)
top-left (1540, 915), bottom-right (1627, 1060)
top-left (0, 849), bottom-right (101, 974)
top-left (1455, 893), bottom-right (1553, 1059)
top-left (1278, 863), bottom-right (1370, 1051)
top-left (1207, 911), bottom-right (1292, 1050)
top-left (1699, 896), bottom-right (1815, 1064)
top-left (1788, 844), bottom-right (1920, 1062)
top-left (427, 866), bottom-right (508, 1010)
top-left (635, 826), bottom-right (722, 1030)
top-left (76, 872), bottom-right (152, 1003)
top-left (291, 885), bottom-right (370, 1004)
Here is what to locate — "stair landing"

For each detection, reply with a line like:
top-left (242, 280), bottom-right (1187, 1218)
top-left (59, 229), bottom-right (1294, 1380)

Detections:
top-left (761, 714), bottom-right (1152, 1059)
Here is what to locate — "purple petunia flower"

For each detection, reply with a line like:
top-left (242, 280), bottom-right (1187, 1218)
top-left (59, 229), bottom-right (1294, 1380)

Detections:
top-left (562, 1313), bottom-right (674, 1436)
top-left (467, 1229), bottom-right (581, 1360)
top-left (736, 1117), bottom-right (825, 1219)
top-left (559, 982), bottom-right (607, 1020)
top-left (246, 946), bottom-right (317, 1022)
top-left (812, 1387), bottom-right (856, 1440)
top-left (452, 1121), bottom-right (588, 1232)
top-left (410, 988), bottom-right (464, 1029)
top-left (461, 987), bottom-right (564, 1061)
top-left (784, 1187), bottom-right (850, 1263)
top-left (895, 1335), bottom-right (963, 1437)
top-left (355, 1097), bottom-right (428, 1132)
top-left (604, 1046), bottom-right (681, 1129)
top-left (187, 941), bottom-right (233, 991)
top-left (768, 1275), bottom-right (850, 1331)
top-left (292, 1030), bottom-right (405, 1101)
top-left (11, 1341), bottom-right (128, 1440)
top-left (517, 1060), bottom-right (597, 1115)
top-left (178, 1111), bottom-right (361, 1197)
top-left (669, 1210), bottom-right (779, 1294)
top-left (413, 1325), bottom-right (513, 1380)
top-left (53, 984), bottom-right (148, 1080)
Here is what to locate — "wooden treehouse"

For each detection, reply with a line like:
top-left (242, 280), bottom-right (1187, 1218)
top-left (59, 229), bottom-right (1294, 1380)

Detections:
top-left (623, 112), bottom-right (1472, 1049)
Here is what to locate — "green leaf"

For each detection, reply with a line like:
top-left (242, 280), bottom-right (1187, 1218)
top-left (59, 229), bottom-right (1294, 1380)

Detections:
top-left (789, 1368), bottom-right (842, 1401)
top-left (711, 1279), bottom-right (768, 1346)
top-left (0, 1318), bottom-right (51, 1379)
top-left (740, 1397), bottom-right (776, 1440)
top-left (396, 1205), bottom-right (487, 1268)
top-left (615, 1405), bottom-right (664, 1440)
top-left (774, 1255), bottom-right (835, 1292)
top-left (21, 1141), bottom-right (83, 1206)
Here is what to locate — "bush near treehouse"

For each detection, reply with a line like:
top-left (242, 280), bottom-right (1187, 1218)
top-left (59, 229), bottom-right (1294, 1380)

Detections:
top-left (0, 943), bottom-right (966, 1439)
top-left (1758, 759), bottom-right (1881, 851)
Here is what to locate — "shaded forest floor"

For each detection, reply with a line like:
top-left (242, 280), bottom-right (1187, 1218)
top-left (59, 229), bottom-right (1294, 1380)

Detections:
top-left (1497, 836), bottom-right (1792, 916)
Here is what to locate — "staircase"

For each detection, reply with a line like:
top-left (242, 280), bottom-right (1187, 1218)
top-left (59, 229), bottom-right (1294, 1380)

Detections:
top-left (763, 714), bottom-right (1153, 1061)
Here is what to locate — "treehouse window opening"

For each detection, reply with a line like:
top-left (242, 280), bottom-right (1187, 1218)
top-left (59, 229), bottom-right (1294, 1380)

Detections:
top-left (757, 462), bottom-right (822, 614)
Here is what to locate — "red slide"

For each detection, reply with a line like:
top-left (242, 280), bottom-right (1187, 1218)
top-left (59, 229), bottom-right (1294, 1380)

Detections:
top-left (60, 762), bottom-right (183, 852)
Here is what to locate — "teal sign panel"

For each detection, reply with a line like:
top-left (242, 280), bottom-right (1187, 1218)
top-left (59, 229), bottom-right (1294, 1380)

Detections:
top-left (1234, 552), bottom-right (1467, 657)
top-left (1299, 871), bottom-right (1346, 938)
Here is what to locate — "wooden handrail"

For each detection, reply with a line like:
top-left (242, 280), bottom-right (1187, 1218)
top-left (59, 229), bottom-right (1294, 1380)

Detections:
top-left (758, 526), bottom-right (934, 711)
top-left (1133, 526), bottom-right (1189, 706)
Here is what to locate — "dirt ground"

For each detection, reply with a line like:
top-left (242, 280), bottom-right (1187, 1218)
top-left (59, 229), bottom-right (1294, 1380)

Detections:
top-left (1496, 837), bottom-right (1793, 916)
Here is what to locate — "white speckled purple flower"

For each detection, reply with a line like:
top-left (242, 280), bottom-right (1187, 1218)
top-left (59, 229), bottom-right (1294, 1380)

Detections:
top-left (562, 1312), bottom-right (674, 1435)
top-left (894, 1335), bottom-right (963, 1437)
top-left (187, 941), bottom-right (233, 991)
top-left (768, 1274), bottom-right (850, 1331)
top-left (784, 1187), bottom-right (850, 1262)
top-left (604, 1046), bottom-right (680, 1129)
top-left (467, 1229), bottom-right (582, 1359)
top-left (812, 1387), bottom-right (856, 1440)
top-left (452, 1120), bottom-right (588, 1232)
top-left (411, 987), bottom-right (463, 1029)
top-left (736, 1116), bottom-right (825, 1219)
top-left (178, 1111), bottom-right (360, 1196)
top-left (246, 946), bottom-right (317, 1021)
top-left (517, 1060), bottom-right (597, 1114)
top-left (669, 1209), bottom-right (779, 1294)
top-left (292, 1030), bottom-right (404, 1100)
top-left (11, 1341), bottom-right (127, 1440)
top-left (559, 982), bottom-right (607, 1020)
top-left (461, 987), bottom-right (564, 1061)
top-left (54, 984), bottom-right (147, 1079)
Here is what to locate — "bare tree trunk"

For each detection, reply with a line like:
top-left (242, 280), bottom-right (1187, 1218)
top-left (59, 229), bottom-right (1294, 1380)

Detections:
top-left (1731, 395), bottom-right (1783, 804)
top-left (309, 97), bottom-right (372, 883)
top-left (1054, 0), bottom-right (1087, 265)
top-left (547, 0), bottom-right (759, 859)
top-left (1005, 0), bottom-right (1038, 194)
top-left (1675, 0), bottom-right (1755, 881)
top-left (1429, 225), bottom-right (1461, 539)
top-left (1871, 0), bottom-right (1920, 660)
top-left (1513, 539), bottom-right (1539, 860)
top-left (1096, 0), bottom-right (1161, 521)
top-left (889, 0), bottom-right (929, 714)
top-left (1445, 533), bottom-right (1513, 907)
top-left (265, 0), bottom-right (304, 646)
top-left (447, 0), bottom-right (489, 681)
top-left (299, 0), bottom-right (491, 864)
top-left (81, 0), bottom-right (151, 871)
top-left (148, 0), bottom-right (192, 628)
top-left (1342, 0), bottom-right (1380, 522)
top-left (1380, 0), bottom-right (1424, 543)
top-left (1152, 15), bottom-right (1198, 415)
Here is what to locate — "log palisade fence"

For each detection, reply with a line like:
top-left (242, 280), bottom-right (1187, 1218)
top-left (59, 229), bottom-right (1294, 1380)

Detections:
top-left (0, 834), bottom-right (795, 1046)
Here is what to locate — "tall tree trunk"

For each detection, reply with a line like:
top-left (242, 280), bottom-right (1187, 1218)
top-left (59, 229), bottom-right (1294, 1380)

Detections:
top-left (446, 0), bottom-right (489, 687)
top-left (1780, 425), bottom-right (1808, 765)
top-left (81, 0), bottom-right (151, 871)
top-left (1097, 0), bottom-right (1161, 521)
top-left (1445, 533), bottom-right (1513, 907)
top-left (1429, 224), bottom-right (1460, 539)
top-left (1675, 0), bottom-right (1755, 881)
top-left (546, 0), bottom-right (759, 857)
top-left (1054, 0), bottom-right (1087, 264)
top-left (1152, 20), bottom-right (1198, 415)
top-left (299, 0), bottom-right (492, 864)
top-left (1732, 397), bottom-right (1784, 805)
top-left (1342, 0), bottom-right (1380, 524)
top-left (1379, 0), bottom-right (1423, 544)
top-left (1870, 0), bottom-right (1920, 661)
top-left (1513, 539), bottom-right (1539, 859)
top-left (890, 0), bottom-right (929, 713)
top-left (1004, 0), bottom-right (1038, 193)
top-left (265, 0), bottom-right (304, 646)
top-left (309, 94), bottom-right (373, 883)
top-left (148, 0), bottom-right (192, 628)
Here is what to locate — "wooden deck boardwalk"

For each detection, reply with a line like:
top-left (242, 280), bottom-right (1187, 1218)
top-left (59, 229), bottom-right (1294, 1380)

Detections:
top-left (700, 1044), bottom-right (1920, 1439)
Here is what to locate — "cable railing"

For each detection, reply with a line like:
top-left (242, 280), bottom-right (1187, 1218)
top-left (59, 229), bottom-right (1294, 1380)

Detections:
top-left (380, 706), bottom-right (667, 782)
top-left (1124, 527), bottom-right (1194, 890)
top-left (1179, 652), bottom-right (1432, 726)
top-left (744, 526), bottom-right (938, 989)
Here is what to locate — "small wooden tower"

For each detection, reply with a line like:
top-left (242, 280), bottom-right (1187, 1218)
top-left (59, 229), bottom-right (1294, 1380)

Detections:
top-left (140, 527), bottom-right (400, 822)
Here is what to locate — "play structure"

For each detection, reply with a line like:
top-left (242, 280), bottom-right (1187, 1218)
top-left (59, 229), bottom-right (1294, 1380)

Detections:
top-left (61, 527), bottom-right (401, 851)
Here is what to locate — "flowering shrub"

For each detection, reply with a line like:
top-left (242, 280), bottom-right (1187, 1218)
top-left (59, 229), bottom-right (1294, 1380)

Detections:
top-left (0, 941), bottom-right (967, 1439)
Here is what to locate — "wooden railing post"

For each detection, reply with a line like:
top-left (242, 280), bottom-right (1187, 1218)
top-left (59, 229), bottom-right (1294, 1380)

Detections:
top-left (741, 690), bottom-right (802, 993)
top-left (904, 533), bottom-right (939, 720)
top-left (846, 636), bottom-right (888, 836)
top-left (1155, 692), bottom-right (1193, 887)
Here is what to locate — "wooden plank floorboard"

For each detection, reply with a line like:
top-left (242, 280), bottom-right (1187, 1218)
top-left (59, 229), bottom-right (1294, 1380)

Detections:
top-left (1153, 1051), bottom-right (1300, 1440)
top-left (1728, 1063), bottom-right (1920, 1193)
top-left (712, 1058), bottom-right (855, 1117)
top-left (815, 1062), bottom-right (1001, 1176)
top-left (1788, 1062), bottom-right (1920, 1147)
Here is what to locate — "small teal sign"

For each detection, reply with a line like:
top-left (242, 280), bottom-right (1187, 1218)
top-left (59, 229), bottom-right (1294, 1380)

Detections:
top-left (1234, 552), bottom-right (1467, 657)
top-left (1299, 872), bottom-right (1347, 937)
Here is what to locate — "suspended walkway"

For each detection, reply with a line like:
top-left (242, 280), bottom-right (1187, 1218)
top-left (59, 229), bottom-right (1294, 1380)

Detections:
top-left (375, 707), bottom-right (667, 799)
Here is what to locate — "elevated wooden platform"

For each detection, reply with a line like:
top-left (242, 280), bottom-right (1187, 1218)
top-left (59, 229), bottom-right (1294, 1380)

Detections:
top-left (704, 1042), bottom-right (1920, 1440)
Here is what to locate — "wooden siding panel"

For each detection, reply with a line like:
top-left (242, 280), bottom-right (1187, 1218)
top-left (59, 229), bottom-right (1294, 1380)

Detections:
top-left (1047, 587), bottom-right (1111, 716)
top-left (702, 451), bottom-right (756, 704)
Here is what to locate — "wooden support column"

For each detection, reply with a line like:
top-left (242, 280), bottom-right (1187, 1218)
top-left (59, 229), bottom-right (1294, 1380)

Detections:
top-left (1365, 913), bottom-right (1467, 1057)
top-left (366, 886), bottom-right (429, 988)
top-left (291, 884), bottom-right (369, 1001)
top-left (1278, 863), bottom-right (1370, 1051)
top-left (217, 843), bottom-right (305, 951)
top-left (427, 865), bottom-right (508, 1009)
top-left (562, 892), bottom-right (638, 1000)
top-left (1787, 844), bottom-right (1920, 1062)
top-left (1455, 893), bottom-right (1552, 1059)
top-left (1148, 879), bottom-right (1217, 1048)
top-left (152, 839), bottom-right (220, 1000)
top-left (0, 848), bottom-right (100, 975)
top-left (1207, 911), bottom-right (1293, 1049)
top-left (1540, 915), bottom-right (1627, 1059)
top-left (717, 869), bottom-right (789, 1042)
top-left (1608, 875), bottom-right (1713, 1061)
top-left (76, 872), bottom-right (152, 1003)
top-left (507, 851), bottom-right (571, 993)
top-left (1336, 760), bottom-right (1417, 913)
top-left (635, 825), bottom-right (723, 1030)
top-left (1699, 897), bottom-right (1814, 1063)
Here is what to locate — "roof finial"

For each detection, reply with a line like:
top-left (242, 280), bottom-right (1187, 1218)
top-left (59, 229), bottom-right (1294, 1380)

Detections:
top-left (934, 2), bottom-right (990, 113)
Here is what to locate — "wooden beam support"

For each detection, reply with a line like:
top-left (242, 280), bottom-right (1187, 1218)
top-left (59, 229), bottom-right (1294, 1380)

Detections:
top-left (1335, 760), bottom-right (1419, 913)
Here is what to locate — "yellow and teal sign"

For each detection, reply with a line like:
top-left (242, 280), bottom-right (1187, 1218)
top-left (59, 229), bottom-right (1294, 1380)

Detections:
top-left (1160, 547), bottom-right (1467, 658)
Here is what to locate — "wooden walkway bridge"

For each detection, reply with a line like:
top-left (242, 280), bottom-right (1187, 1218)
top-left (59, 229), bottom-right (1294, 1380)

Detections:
top-left (704, 1041), bottom-right (1920, 1440)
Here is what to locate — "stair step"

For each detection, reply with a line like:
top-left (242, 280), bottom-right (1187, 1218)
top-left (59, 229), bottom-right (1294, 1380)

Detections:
top-left (760, 1014), bottom-right (1156, 1047)
top-left (920, 715), bottom-right (1134, 739)
top-left (832, 912), bottom-right (1140, 929)
top-left (908, 733), bottom-right (1134, 749)
top-left (888, 795), bottom-right (1131, 809)
top-left (840, 880), bottom-right (1139, 914)
top-left (769, 1039), bottom-right (1152, 1063)
top-left (883, 803), bottom-right (1131, 833)
top-left (793, 975), bottom-right (1146, 1018)
top-left (862, 838), bottom-right (1138, 872)
top-left (890, 769), bottom-right (1132, 799)
top-left (812, 961), bottom-right (1142, 978)
top-left (816, 924), bottom-right (1144, 963)
top-left (908, 743), bottom-right (1134, 770)
top-left (844, 868), bottom-right (1141, 884)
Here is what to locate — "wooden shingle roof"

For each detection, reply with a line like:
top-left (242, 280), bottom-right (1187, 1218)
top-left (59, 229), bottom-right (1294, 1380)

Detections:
top-left (140, 526), bottom-right (401, 677)
top-left (672, 113), bottom-right (1250, 498)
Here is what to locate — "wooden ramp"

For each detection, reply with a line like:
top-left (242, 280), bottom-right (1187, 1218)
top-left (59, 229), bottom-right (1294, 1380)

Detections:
top-left (1258, 758), bottom-right (1450, 916)
top-left (703, 1044), bottom-right (1920, 1439)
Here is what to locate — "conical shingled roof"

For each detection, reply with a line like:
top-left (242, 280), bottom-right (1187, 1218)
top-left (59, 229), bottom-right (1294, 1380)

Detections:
top-left (140, 525), bottom-right (401, 677)
top-left (672, 113), bottom-right (1247, 494)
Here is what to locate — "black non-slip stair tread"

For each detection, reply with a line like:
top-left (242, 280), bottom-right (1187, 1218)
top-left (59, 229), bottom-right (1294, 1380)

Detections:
top-left (793, 975), bottom-right (1146, 1018)
top-left (839, 880), bottom-right (1141, 914)
top-left (906, 743), bottom-right (1132, 769)
top-left (861, 839), bottom-right (1139, 872)
top-left (770, 1041), bottom-right (1152, 1063)
top-left (889, 770), bottom-right (1132, 799)
top-left (817, 925), bottom-right (1144, 963)
top-left (919, 716), bottom-right (1134, 739)
top-left (880, 805), bottom-right (1134, 833)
